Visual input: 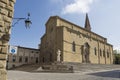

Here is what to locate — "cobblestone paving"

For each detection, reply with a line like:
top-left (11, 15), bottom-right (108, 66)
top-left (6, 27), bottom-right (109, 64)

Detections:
top-left (8, 70), bottom-right (120, 80)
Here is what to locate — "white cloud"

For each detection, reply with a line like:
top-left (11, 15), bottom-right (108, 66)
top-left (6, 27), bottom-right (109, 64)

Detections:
top-left (114, 46), bottom-right (120, 50)
top-left (62, 0), bottom-right (96, 14)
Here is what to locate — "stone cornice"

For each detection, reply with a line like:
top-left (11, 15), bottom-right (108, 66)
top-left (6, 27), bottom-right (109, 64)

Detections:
top-left (62, 26), bottom-right (112, 47)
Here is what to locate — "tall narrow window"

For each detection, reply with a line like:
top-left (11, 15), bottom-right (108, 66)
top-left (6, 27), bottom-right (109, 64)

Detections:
top-left (25, 57), bottom-right (28, 63)
top-left (7, 55), bottom-right (9, 62)
top-left (72, 41), bottom-right (76, 52)
top-left (36, 57), bottom-right (38, 63)
top-left (94, 47), bottom-right (97, 55)
top-left (103, 50), bottom-right (105, 57)
top-left (100, 49), bottom-right (102, 57)
top-left (19, 56), bottom-right (22, 62)
top-left (13, 55), bottom-right (16, 62)
top-left (107, 51), bottom-right (109, 58)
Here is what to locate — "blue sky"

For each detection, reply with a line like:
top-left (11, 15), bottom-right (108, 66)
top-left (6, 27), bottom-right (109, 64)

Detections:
top-left (10, 0), bottom-right (120, 50)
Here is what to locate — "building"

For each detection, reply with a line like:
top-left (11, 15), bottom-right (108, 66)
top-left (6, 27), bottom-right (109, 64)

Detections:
top-left (40, 14), bottom-right (113, 64)
top-left (7, 46), bottom-right (40, 69)
top-left (0, 0), bottom-right (15, 80)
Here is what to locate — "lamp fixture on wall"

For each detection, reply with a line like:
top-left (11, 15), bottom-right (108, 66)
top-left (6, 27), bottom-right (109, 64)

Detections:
top-left (12, 13), bottom-right (32, 28)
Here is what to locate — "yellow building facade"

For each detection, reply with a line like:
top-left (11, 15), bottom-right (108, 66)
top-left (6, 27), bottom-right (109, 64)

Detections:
top-left (40, 14), bottom-right (113, 64)
top-left (7, 46), bottom-right (39, 69)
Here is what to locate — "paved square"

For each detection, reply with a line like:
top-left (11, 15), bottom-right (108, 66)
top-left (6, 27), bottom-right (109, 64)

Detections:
top-left (8, 70), bottom-right (120, 80)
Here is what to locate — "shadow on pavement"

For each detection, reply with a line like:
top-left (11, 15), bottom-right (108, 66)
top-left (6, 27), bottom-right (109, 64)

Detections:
top-left (87, 70), bottom-right (120, 79)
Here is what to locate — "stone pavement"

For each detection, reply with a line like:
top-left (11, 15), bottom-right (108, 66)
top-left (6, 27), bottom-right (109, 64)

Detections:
top-left (11, 63), bottom-right (120, 73)
top-left (7, 64), bottom-right (120, 80)
top-left (8, 69), bottom-right (120, 80)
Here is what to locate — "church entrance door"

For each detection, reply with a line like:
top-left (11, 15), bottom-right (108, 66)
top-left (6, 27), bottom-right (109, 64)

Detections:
top-left (82, 43), bottom-right (90, 63)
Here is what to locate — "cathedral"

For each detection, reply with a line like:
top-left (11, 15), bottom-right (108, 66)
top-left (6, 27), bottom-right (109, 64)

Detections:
top-left (40, 14), bottom-right (113, 64)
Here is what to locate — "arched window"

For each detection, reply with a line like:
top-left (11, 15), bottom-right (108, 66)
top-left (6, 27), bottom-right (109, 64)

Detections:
top-left (94, 47), bottom-right (97, 55)
top-left (72, 41), bottom-right (76, 52)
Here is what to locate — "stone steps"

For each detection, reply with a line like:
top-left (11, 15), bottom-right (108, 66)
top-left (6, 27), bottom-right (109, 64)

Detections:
top-left (62, 62), bottom-right (120, 72)
top-left (41, 63), bottom-right (73, 73)
top-left (12, 64), bottom-right (41, 72)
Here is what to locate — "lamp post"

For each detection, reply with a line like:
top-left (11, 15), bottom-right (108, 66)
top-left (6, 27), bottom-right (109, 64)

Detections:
top-left (12, 13), bottom-right (32, 28)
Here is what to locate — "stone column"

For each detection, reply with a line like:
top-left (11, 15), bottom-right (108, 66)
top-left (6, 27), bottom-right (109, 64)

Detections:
top-left (0, 0), bottom-right (16, 80)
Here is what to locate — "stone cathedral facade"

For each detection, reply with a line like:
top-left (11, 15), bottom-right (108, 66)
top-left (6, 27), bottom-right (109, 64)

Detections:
top-left (40, 14), bottom-right (113, 64)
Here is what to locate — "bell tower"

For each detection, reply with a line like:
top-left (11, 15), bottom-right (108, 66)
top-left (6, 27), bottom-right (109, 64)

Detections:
top-left (84, 14), bottom-right (91, 31)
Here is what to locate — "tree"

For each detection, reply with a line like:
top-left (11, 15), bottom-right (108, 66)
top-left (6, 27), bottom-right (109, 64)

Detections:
top-left (113, 50), bottom-right (120, 64)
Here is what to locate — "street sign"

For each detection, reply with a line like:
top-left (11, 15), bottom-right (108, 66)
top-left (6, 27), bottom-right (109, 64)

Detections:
top-left (9, 46), bottom-right (18, 54)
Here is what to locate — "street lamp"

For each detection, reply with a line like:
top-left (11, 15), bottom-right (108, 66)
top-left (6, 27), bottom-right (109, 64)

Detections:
top-left (12, 13), bottom-right (32, 28)
top-left (0, 13), bottom-right (32, 44)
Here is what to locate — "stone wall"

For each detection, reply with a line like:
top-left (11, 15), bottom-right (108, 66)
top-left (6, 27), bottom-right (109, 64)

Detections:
top-left (0, 0), bottom-right (16, 80)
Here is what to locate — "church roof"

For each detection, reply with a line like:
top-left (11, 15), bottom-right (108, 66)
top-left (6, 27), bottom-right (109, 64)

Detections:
top-left (46, 15), bottom-right (112, 46)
